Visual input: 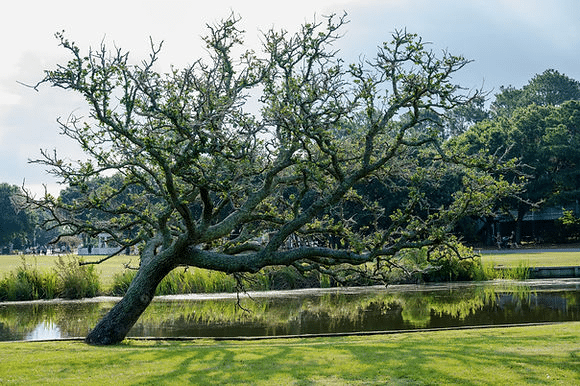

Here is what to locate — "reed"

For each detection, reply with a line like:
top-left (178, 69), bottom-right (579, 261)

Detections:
top-left (110, 267), bottom-right (257, 296)
top-left (0, 258), bottom-right (59, 301)
top-left (482, 260), bottom-right (531, 280)
top-left (55, 256), bottom-right (101, 299)
top-left (0, 256), bottom-right (100, 301)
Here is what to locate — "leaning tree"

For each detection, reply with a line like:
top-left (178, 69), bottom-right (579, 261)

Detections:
top-left (29, 14), bottom-right (517, 345)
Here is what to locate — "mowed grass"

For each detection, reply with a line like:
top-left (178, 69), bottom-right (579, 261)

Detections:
top-left (0, 254), bottom-right (133, 289)
top-left (480, 250), bottom-right (580, 268)
top-left (0, 322), bottom-right (578, 385)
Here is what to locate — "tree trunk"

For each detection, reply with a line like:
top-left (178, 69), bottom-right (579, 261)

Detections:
top-left (85, 256), bottom-right (175, 345)
top-left (515, 206), bottom-right (528, 244)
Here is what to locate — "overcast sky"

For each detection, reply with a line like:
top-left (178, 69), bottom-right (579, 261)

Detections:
top-left (1, 0), bottom-right (579, 196)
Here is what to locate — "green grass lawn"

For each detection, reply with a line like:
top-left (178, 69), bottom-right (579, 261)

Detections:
top-left (0, 322), bottom-right (578, 385)
top-left (480, 250), bottom-right (580, 268)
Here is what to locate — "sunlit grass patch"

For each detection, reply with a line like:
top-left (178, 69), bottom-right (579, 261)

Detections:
top-left (480, 250), bottom-right (580, 268)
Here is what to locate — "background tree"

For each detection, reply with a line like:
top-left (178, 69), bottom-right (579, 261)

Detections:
top-left (0, 183), bottom-right (34, 250)
top-left (451, 99), bottom-right (580, 242)
top-left (541, 100), bottom-right (580, 205)
top-left (442, 95), bottom-right (489, 139)
top-left (30, 14), bottom-right (517, 345)
top-left (491, 69), bottom-right (580, 117)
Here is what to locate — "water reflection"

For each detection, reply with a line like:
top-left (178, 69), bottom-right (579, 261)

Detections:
top-left (0, 301), bottom-right (112, 341)
top-left (27, 322), bottom-right (61, 341)
top-left (1, 279), bottom-right (579, 341)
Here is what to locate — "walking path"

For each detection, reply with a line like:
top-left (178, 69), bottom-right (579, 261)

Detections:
top-left (478, 247), bottom-right (580, 254)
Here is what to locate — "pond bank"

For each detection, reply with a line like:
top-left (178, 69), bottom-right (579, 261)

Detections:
top-left (492, 265), bottom-right (580, 279)
top-left (529, 266), bottom-right (580, 278)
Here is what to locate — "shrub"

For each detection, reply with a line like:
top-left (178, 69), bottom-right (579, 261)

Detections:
top-left (417, 245), bottom-right (487, 282)
top-left (265, 266), bottom-right (322, 290)
top-left (424, 256), bottom-right (485, 282)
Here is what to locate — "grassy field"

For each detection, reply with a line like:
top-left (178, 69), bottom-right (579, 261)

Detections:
top-left (479, 250), bottom-right (580, 268)
top-left (0, 322), bottom-right (578, 385)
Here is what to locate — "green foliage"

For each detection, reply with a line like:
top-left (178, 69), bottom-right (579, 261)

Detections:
top-left (0, 183), bottom-right (35, 247)
top-left (387, 244), bottom-right (487, 283)
top-left (155, 268), bottom-right (239, 295)
top-left (110, 266), bottom-right (321, 296)
top-left (265, 266), bottom-right (331, 290)
top-left (555, 209), bottom-right (580, 241)
top-left (416, 245), bottom-right (485, 282)
top-left (424, 256), bottom-right (485, 282)
top-left (109, 269), bottom-right (136, 296)
top-left (452, 90), bottom-right (580, 242)
top-left (491, 69), bottom-right (580, 117)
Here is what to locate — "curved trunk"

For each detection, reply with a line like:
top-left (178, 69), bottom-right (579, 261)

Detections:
top-left (85, 256), bottom-right (176, 345)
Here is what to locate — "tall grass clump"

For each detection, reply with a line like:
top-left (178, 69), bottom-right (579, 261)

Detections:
top-left (0, 258), bottom-right (59, 301)
top-left (54, 256), bottom-right (101, 299)
top-left (109, 265), bottom-right (329, 296)
top-left (483, 260), bottom-right (530, 280)
top-left (110, 267), bottom-right (267, 296)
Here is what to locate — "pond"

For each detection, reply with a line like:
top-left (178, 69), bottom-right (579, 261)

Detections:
top-left (1, 279), bottom-right (579, 342)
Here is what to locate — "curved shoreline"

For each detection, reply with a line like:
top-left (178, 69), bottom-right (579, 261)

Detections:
top-left (2, 277), bottom-right (579, 306)
top-left (11, 321), bottom-right (575, 344)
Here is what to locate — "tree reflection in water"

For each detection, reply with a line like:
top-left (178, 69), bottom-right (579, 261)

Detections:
top-left (0, 280), bottom-right (579, 341)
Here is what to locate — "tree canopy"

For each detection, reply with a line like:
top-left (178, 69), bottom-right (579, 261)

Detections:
top-left (0, 183), bottom-right (34, 248)
top-left (491, 69), bottom-right (580, 117)
top-left (29, 14), bottom-right (517, 345)
top-left (454, 69), bottom-right (580, 242)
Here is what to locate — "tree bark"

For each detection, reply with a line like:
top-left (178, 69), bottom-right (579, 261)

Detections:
top-left (85, 256), bottom-right (176, 345)
top-left (515, 206), bottom-right (527, 244)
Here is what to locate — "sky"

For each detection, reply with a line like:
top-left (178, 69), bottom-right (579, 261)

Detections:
top-left (1, 0), bottom-right (579, 197)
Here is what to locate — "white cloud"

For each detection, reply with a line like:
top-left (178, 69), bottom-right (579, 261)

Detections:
top-left (22, 183), bottom-right (65, 199)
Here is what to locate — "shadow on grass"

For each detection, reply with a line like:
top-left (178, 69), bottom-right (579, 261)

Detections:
top-left (1, 324), bottom-right (578, 384)
top-left (125, 325), bottom-right (580, 385)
